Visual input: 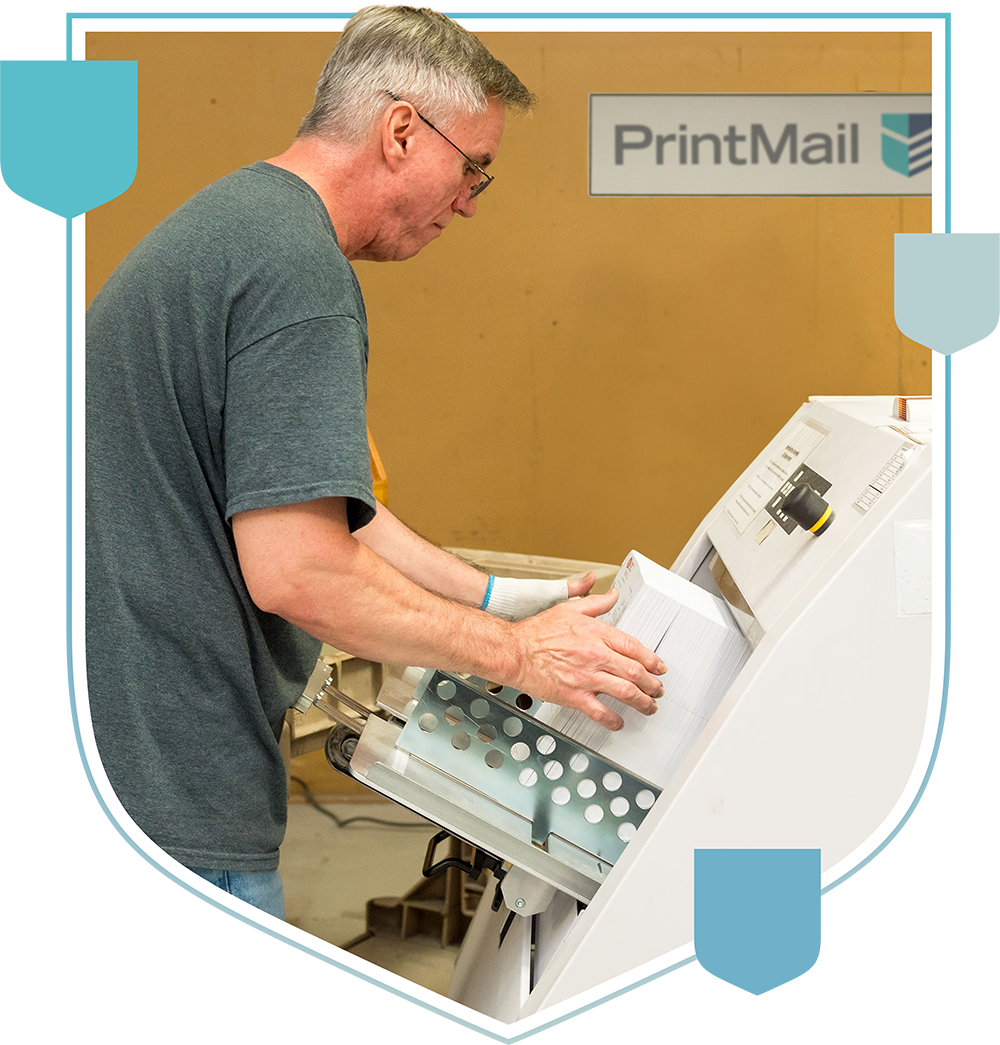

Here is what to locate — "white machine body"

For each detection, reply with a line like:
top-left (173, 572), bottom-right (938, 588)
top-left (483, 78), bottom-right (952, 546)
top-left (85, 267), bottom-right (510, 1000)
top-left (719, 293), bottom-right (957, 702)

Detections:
top-left (444, 395), bottom-right (933, 1021)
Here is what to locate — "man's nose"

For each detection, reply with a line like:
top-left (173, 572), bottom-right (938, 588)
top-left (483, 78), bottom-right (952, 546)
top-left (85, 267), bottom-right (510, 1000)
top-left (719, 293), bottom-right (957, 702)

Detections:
top-left (453, 186), bottom-right (479, 218)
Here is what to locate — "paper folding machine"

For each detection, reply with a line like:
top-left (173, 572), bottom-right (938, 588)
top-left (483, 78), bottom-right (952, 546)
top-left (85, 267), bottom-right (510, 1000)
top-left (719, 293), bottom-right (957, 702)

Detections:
top-left (298, 394), bottom-right (932, 1022)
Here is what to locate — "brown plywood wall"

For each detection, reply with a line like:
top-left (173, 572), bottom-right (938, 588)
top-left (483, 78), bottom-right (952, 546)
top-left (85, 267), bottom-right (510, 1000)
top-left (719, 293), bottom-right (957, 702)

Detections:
top-left (86, 30), bottom-right (931, 569)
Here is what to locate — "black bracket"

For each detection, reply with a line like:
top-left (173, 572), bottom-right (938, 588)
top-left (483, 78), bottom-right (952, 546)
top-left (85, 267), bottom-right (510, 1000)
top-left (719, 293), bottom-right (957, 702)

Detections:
top-left (421, 829), bottom-right (508, 905)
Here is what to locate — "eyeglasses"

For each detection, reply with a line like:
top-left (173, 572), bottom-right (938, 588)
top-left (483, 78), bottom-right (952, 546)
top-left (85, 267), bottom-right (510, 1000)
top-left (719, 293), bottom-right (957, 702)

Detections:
top-left (385, 90), bottom-right (494, 199)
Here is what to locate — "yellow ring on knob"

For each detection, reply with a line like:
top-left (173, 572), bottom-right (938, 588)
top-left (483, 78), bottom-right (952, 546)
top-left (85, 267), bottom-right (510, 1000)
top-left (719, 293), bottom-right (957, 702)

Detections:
top-left (809, 505), bottom-right (833, 533)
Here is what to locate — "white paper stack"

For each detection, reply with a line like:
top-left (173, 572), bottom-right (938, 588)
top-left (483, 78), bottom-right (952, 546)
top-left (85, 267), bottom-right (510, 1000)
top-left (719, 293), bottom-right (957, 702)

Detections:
top-left (536, 550), bottom-right (752, 788)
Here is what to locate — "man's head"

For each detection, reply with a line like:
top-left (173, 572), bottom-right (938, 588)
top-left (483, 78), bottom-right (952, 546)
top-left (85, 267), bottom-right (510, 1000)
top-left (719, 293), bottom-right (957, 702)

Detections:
top-left (287, 6), bottom-right (534, 262)
top-left (297, 6), bottom-right (534, 145)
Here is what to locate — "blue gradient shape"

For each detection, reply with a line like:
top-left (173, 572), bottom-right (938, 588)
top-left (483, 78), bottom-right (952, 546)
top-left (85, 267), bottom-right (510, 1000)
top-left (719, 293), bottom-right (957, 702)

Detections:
top-left (0, 60), bottom-right (137, 218)
top-left (695, 849), bottom-right (821, 994)
top-left (0, 8), bottom-right (994, 1045)
top-left (895, 233), bottom-right (1000, 353)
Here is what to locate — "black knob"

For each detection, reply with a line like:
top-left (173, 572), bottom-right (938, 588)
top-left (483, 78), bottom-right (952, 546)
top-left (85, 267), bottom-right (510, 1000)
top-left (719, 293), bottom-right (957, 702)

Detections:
top-left (783, 483), bottom-right (835, 535)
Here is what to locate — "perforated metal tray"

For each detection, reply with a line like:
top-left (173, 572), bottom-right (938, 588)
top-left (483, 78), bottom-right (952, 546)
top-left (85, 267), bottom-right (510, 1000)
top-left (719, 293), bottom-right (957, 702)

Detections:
top-left (396, 671), bottom-right (661, 864)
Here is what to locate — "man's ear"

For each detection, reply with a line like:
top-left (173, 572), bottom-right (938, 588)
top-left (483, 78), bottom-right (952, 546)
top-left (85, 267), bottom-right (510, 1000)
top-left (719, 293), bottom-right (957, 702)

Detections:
top-left (382, 101), bottom-right (419, 172)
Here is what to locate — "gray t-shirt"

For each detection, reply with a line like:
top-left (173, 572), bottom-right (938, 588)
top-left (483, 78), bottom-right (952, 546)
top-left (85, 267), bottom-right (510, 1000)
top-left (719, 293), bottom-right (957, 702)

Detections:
top-left (86, 162), bottom-right (377, 870)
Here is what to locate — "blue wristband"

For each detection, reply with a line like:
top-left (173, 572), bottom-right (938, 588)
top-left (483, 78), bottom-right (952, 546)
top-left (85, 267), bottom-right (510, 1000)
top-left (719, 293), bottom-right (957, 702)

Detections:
top-left (481, 574), bottom-right (496, 610)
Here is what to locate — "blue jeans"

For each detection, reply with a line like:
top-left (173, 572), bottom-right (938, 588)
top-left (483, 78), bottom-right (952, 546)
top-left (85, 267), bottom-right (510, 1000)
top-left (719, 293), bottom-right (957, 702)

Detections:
top-left (187, 866), bottom-right (285, 920)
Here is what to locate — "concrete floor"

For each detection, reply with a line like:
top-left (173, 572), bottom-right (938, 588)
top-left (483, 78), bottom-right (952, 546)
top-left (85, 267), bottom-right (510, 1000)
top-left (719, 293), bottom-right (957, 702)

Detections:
top-left (281, 799), bottom-right (461, 996)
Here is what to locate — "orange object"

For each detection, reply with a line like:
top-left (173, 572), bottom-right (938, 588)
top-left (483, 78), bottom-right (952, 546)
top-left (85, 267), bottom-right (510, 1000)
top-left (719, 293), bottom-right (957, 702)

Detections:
top-left (368, 428), bottom-right (388, 507)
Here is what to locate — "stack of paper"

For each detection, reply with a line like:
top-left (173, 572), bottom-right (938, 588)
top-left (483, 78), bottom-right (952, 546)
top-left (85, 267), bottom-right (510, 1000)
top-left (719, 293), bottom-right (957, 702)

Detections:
top-left (536, 550), bottom-right (752, 788)
top-left (894, 395), bottom-right (932, 424)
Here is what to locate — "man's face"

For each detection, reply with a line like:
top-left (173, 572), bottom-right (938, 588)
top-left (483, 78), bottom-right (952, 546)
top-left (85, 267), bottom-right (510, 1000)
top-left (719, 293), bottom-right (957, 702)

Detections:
top-left (366, 97), bottom-right (506, 262)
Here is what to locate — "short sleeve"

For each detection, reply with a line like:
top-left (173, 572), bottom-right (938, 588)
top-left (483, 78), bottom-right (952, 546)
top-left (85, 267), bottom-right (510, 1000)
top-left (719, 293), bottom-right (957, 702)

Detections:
top-left (223, 315), bottom-right (377, 530)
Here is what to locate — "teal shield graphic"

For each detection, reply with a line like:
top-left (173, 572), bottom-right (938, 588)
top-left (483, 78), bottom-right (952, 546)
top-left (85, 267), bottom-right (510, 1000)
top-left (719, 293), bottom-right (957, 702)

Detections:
top-left (881, 113), bottom-right (932, 177)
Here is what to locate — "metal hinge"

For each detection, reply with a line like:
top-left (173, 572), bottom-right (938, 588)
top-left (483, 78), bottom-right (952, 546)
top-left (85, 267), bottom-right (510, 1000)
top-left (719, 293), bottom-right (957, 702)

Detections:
top-left (293, 656), bottom-right (374, 731)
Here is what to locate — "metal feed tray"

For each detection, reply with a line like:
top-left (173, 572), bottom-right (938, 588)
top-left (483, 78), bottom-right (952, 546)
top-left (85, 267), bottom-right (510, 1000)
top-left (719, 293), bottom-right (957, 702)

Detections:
top-left (397, 671), bottom-right (661, 864)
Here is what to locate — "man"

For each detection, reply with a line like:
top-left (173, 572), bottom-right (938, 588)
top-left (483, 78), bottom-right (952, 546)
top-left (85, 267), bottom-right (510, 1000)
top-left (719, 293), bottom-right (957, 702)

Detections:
top-left (86, 6), bottom-right (665, 921)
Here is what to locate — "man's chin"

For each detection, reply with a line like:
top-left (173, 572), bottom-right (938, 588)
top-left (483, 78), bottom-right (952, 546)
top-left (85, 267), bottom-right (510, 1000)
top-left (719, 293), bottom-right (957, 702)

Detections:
top-left (395, 228), bottom-right (441, 261)
top-left (358, 227), bottom-right (442, 263)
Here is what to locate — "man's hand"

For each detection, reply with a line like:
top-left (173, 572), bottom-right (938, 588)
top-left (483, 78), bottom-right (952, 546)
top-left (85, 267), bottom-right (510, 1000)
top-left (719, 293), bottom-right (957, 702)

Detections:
top-left (566, 571), bottom-right (597, 599)
top-left (507, 587), bottom-right (666, 731)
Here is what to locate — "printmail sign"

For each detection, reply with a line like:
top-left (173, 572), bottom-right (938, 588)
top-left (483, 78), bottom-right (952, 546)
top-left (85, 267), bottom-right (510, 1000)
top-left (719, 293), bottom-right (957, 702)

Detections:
top-left (589, 94), bottom-right (932, 197)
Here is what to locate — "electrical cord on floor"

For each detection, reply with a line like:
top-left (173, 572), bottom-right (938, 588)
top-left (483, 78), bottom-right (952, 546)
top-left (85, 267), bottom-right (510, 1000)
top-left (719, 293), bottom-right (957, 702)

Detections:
top-left (290, 775), bottom-right (433, 829)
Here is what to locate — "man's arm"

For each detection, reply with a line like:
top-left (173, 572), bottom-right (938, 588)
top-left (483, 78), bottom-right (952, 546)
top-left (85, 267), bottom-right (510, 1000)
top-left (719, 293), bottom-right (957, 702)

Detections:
top-left (353, 501), bottom-right (596, 612)
top-left (352, 501), bottom-right (490, 606)
top-left (232, 496), bottom-right (665, 730)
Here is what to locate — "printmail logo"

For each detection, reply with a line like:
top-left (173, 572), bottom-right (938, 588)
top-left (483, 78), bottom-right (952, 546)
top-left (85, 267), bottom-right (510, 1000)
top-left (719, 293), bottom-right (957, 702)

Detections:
top-left (881, 113), bottom-right (932, 177)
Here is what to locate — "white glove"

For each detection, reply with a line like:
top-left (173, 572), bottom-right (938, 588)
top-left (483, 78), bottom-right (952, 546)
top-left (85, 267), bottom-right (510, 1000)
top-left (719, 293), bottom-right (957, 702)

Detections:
top-left (481, 575), bottom-right (572, 620)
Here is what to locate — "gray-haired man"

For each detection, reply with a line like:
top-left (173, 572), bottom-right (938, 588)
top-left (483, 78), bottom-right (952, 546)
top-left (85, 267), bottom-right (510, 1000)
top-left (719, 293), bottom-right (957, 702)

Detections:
top-left (86, 6), bottom-right (664, 919)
